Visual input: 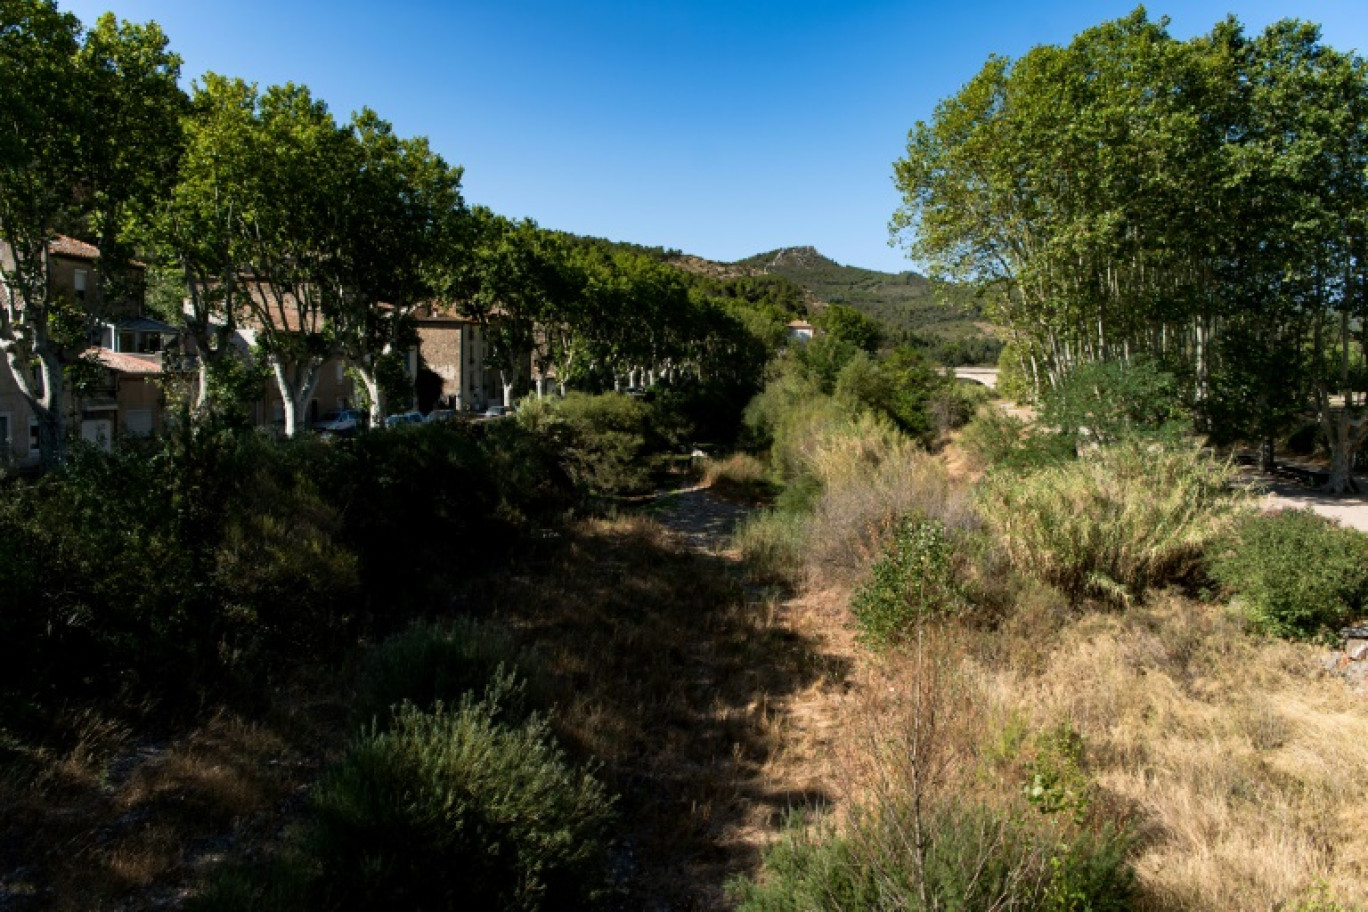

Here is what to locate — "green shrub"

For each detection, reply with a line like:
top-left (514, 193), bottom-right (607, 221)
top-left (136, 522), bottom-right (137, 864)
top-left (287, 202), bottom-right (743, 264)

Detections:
top-left (960, 408), bottom-right (1074, 471)
top-left (978, 441), bottom-right (1244, 606)
top-left (521, 392), bottom-right (657, 494)
top-left (928, 380), bottom-right (990, 434)
top-left (1209, 509), bottom-right (1368, 639)
top-left (850, 517), bottom-right (965, 647)
top-left (1040, 358), bottom-right (1187, 449)
top-left (310, 693), bottom-right (616, 911)
top-left (730, 803), bottom-right (1135, 912)
top-left (735, 508), bottom-right (808, 583)
top-left (352, 619), bottom-right (538, 729)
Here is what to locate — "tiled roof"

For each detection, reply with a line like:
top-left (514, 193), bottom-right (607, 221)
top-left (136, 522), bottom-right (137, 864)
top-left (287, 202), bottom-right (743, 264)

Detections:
top-left (48, 235), bottom-right (146, 268)
top-left (88, 348), bottom-right (163, 376)
top-left (786, 319), bottom-right (814, 329)
top-left (49, 235), bottom-right (99, 259)
top-left (415, 302), bottom-right (478, 325)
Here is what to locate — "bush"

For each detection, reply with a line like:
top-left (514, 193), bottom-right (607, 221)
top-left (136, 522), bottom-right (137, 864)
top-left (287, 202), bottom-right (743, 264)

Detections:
top-left (309, 693), bottom-right (616, 911)
top-left (730, 803), bottom-right (1135, 912)
top-left (960, 408), bottom-right (1074, 472)
top-left (850, 517), bottom-right (965, 647)
top-left (352, 619), bottom-right (538, 729)
top-left (1209, 509), bottom-right (1368, 639)
top-left (521, 392), bottom-right (657, 494)
top-left (703, 452), bottom-right (775, 502)
top-left (1040, 358), bottom-right (1187, 449)
top-left (978, 441), bottom-right (1244, 606)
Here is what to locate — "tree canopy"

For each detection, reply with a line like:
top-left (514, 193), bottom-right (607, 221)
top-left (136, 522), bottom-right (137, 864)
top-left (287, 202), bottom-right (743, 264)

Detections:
top-left (893, 8), bottom-right (1368, 491)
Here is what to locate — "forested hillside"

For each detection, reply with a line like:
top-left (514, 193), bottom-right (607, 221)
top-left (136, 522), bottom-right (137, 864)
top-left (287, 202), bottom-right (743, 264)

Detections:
top-left (735, 246), bottom-right (1001, 365)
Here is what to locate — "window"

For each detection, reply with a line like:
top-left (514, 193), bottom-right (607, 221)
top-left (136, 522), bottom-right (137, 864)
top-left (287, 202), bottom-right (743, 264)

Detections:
top-left (73, 269), bottom-right (87, 303)
top-left (0, 414), bottom-right (10, 457)
top-left (28, 418), bottom-right (38, 454)
top-left (336, 361), bottom-right (345, 383)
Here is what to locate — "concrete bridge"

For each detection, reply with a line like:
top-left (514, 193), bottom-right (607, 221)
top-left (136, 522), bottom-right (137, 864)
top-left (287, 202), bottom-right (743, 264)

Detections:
top-left (952, 367), bottom-right (999, 389)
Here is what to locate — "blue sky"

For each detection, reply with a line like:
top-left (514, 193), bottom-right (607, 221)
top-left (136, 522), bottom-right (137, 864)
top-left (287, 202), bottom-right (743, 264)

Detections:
top-left (58, 1), bottom-right (1368, 273)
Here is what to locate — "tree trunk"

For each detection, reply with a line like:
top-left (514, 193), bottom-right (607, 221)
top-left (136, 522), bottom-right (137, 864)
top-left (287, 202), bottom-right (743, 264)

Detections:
top-left (270, 356), bottom-right (324, 439)
top-left (1321, 412), bottom-right (1367, 495)
top-left (196, 361), bottom-right (211, 411)
top-left (359, 366), bottom-right (384, 428)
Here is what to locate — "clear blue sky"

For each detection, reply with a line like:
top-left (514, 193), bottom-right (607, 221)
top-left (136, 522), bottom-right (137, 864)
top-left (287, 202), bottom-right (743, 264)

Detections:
top-left (58, 0), bottom-right (1368, 273)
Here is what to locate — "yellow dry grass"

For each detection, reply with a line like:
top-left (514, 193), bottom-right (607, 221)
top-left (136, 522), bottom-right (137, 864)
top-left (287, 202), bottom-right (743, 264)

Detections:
top-left (967, 595), bottom-right (1368, 910)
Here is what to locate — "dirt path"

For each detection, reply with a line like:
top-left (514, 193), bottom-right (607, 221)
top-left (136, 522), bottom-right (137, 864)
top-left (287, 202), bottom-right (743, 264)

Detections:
top-left (636, 487), bottom-right (865, 904)
top-left (647, 485), bottom-right (756, 553)
top-left (1248, 471), bottom-right (1368, 531)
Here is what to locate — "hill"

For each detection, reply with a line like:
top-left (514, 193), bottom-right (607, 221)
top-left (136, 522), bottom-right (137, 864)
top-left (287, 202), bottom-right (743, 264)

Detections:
top-left (737, 246), bottom-right (1003, 366)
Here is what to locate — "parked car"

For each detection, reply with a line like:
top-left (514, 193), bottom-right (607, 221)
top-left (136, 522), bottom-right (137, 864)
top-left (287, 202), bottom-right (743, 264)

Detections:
top-left (424, 409), bottom-right (457, 424)
top-left (384, 410), bottom-right (424, 428)
top-left (482, 405), bottom-right (511, 419)
top-left (314, 408), bottom-right (368, 438)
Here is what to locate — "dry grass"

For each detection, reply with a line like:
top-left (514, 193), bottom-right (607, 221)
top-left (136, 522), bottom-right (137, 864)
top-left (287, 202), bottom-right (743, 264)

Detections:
top-left (0, 691), bottom-right (350, 910)
top-left (703, 452), bottom-right (774, 503)
top-left (734, 431), bottom-right (1367, 910)
top-left (486, 515), bottom-right (855, 908)
top-left (736, 416), bottom-right (976, 587)
top-left (792, 593), bottom-right (1368, 911)
top-left (962, 594), bottom-right (1368, 910)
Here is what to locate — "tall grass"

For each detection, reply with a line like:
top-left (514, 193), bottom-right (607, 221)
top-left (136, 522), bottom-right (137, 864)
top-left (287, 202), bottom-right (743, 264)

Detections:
top-left (737, 411), bottom-right (974, 585)
top-left (977, 440), bottom-right (1245, 606)
top-left (971, 594), bottom-right (1368, 909)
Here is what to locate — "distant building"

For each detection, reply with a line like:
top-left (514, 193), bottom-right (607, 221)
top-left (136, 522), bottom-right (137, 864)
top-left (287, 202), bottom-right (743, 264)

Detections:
top-left (1, 235), bottom-right (168, 466)
top-left (786, 319), bottom-right (815, 343)
top-left (413, 304), bottom-right (505, 413)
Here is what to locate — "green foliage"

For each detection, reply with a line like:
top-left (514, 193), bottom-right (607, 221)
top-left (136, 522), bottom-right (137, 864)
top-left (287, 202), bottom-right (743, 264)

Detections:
top-left (892, 11), bottom-right (1368, 485)
top-left (734, 246), bottom-right (992, 359)
top-left (0, 418), bottom-right (571, 724)
top-left (830, 346), bottom-right (953, 445)
top-left (850, 517), bottom-right (964, 647)
top-left (978, 442), bottom-right (1244, 606)
top-left (960, 408), bottom-right (1076, 472)
top-left (521, 392), bottom-right (656, 494)
top-left (997, 341), bottom-right (1036, 404)
top-left (352, 619), bottom-right (537, 729)
top-left (792, 334), bottom-right (862, 393)
top-left (1209, 510), bottom-right (1368, 639)
top-left (814, 303), bottom-right (883, 353)
top-left (730, 803), bottom-right (1135, 912)
top-left (1041, 359), bottom-right (1186, 449)
top-left (196, 686), bottom-right (617, 912)
top-left (309, 694), bottom-right (616, 912)
top-left (1024, 722), bottom-right (1093, 824)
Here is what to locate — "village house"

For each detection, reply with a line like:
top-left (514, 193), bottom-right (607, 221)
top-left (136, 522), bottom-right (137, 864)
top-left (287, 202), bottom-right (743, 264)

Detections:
top-left (412, 303), bottom-right (504, 413)
top-left (1, 236), bottom-right (176, 467)
top-left (786, 319), bottom-right (815, 343)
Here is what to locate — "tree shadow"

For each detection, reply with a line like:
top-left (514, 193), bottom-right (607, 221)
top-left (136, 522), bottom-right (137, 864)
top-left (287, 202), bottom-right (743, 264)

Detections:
top-left (486, 517), bottom-right (851, 908)
top-left (1238, 462), bottom-right (1368, 532)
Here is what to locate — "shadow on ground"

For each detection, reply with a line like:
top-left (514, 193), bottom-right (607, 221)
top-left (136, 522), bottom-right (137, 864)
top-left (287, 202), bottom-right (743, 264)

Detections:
top-left (1237, 461), bottom-right (1368, 532)
top-left (490, 515), bottom-right (849, 909)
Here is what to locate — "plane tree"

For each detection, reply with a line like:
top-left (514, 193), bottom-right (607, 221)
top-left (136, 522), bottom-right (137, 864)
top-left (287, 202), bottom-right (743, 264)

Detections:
top-left (0, 1), bottom-right (183, 466)
top-left (335, 109), bottom-right (466, 424)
